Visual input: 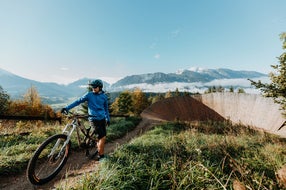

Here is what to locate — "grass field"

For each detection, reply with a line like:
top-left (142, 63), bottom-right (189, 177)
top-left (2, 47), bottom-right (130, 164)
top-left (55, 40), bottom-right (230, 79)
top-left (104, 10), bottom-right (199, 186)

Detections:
top-left (1, 118), bottom-right (286, 189)
top-left (67, 121), bottom-right (286, 190)
top-left (0, 116), bottom-right (141, 176)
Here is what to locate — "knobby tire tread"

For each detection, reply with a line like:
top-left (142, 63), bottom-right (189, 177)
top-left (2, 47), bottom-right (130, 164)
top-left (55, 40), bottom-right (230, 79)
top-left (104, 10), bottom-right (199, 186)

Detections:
top-left (26, 134), bottom-right (70, 185)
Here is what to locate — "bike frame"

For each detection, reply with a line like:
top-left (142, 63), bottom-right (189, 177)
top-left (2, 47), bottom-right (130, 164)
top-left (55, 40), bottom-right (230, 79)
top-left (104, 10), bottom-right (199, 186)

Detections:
top-left (27, 113), bottom-right (99, 185)
top-left (48, 117), bottom-right (80, 159)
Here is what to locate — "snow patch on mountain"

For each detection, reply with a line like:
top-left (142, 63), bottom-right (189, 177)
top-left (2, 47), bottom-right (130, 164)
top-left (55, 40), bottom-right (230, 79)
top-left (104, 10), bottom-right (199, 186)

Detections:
top-left (187, 67), bottom-right (205, 73)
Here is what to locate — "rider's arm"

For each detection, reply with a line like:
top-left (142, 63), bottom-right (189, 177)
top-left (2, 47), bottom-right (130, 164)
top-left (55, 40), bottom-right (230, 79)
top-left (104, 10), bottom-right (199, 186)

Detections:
top-left (104, 95), bottom-right (110, 122)
top-left (65, 92), bottom-right (89, 111)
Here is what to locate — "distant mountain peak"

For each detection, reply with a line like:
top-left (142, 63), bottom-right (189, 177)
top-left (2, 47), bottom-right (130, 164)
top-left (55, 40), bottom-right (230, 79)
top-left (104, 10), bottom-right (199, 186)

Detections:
top-left (187, 67), bottom-right (205, 73)
top-left (176, 66), bottom-right (206, 74)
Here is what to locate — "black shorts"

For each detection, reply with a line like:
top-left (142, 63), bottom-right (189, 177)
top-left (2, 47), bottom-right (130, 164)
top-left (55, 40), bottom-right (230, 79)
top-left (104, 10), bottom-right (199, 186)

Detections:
top-left (90, 119), bottom-right (107, 140)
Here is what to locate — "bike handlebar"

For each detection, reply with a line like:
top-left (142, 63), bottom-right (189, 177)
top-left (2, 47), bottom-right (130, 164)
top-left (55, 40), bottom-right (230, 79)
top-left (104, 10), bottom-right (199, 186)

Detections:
top-left (62, 111), bottom-right (89, 119)
top-left (63, 111), bottom-right (103, 120)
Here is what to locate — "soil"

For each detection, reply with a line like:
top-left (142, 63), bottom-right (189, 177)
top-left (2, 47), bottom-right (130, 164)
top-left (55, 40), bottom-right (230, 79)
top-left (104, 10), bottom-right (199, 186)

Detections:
top-left (141, 96), bottom-right (225, 122)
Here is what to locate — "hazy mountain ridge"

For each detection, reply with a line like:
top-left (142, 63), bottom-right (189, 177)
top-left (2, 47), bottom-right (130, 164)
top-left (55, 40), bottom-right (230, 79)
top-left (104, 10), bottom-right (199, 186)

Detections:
top-left (0, 68), bottom-right (267, 103)
top-left (113, 68), bottom-right (265, 87)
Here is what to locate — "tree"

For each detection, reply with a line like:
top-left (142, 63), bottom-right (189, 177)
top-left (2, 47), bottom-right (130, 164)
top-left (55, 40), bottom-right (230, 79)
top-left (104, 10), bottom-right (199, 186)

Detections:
top-left (249, 32), bottom-right (286, 116)
top-left (174, 88), bottom-right (180, 96)
top-left (117, 91), bottom-right (133, 115)
top-left (150, 93), bottom-right (164, 104)
top-left (0, 85), bottom-right (10, 114)
top-left (7, 86), bottom-right (56, 118)
top-left (23, 85), bottom-right (41, 108)
top-left (132, 88), bottom-right (149, 116)
top-left (165, 91), bottom-right (173, 98)
top-left (217, 85), bottom-right (225, 92)
top-left (229, 86), bottom-right (234, 92)
top-left (237, 88), bottom-right (245, 93)
top-left (110, 97), bottom-right (120, 114)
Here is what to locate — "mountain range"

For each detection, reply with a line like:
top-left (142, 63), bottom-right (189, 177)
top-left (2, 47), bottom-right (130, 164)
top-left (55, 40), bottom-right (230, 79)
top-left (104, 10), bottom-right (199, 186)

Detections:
top-left (0, 67), bottom-right (267, 104)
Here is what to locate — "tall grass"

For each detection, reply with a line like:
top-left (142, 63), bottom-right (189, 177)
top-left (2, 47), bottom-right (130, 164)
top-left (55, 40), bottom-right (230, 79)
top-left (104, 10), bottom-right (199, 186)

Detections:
top-left (0, 116), bottom-right (140, 176)
top-left (0, 122), bottom-right (62, 174)
top-left (71, 121), bottom-right (286, 189)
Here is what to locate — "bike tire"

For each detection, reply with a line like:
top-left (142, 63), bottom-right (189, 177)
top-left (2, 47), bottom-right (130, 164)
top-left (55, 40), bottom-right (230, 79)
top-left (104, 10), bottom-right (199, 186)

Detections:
top-left (86, 128), bottom-right (98, 159)
top-left (26, 134), bottom-right (70, 185)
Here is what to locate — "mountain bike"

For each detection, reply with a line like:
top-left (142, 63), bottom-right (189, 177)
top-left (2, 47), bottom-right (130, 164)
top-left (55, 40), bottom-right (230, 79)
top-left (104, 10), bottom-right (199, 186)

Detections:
top-left (26, 112), bottom-right (99, 185)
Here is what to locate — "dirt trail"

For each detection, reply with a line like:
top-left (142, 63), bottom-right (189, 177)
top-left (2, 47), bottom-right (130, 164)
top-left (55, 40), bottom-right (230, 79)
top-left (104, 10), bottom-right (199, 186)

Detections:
top-left (0, 118), bottom-right (161, 190)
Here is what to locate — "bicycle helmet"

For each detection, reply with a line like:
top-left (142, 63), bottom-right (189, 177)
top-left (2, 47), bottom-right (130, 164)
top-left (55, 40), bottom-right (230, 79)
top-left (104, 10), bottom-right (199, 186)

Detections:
top-left (89, 79), bottom-right (103, 89)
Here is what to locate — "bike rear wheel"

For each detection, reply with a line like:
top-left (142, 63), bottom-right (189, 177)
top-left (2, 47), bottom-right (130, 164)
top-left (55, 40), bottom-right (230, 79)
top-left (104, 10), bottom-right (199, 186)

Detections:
top-left (85, 127), bottom-right (98, 159)
top-left (27, 134), bottom-right (70, 185)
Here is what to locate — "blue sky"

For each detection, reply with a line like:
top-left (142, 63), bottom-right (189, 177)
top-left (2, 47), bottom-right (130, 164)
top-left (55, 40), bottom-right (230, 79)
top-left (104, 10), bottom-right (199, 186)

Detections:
top-left (0, 0), bottom-right (285, 84)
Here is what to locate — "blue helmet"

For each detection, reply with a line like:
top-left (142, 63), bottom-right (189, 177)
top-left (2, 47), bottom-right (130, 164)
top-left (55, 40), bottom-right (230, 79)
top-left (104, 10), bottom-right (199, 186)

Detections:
top-left (89, 79), bottom-right (103, 89)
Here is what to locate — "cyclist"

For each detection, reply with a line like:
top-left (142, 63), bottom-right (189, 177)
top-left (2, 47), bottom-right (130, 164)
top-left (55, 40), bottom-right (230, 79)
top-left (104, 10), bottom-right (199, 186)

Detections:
top-left (61, 79), bottom-right (110, 161)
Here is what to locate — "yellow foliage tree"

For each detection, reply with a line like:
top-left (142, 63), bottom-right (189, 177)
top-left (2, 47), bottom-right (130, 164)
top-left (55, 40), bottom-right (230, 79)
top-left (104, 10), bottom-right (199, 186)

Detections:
top-left (7, 85), bottom-right (56, 118)
top-left (132, 88), bottom-right (149, 116)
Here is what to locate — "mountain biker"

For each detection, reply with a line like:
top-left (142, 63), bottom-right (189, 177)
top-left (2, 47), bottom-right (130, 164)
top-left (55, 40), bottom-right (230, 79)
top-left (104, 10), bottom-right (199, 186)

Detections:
top-left (61, 79), bottom-right (110, 161)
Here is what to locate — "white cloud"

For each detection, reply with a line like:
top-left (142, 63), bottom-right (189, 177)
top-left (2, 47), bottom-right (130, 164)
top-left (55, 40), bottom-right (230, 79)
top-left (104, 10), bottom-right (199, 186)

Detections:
top-left (154, 54), bottom-right (160, 59)
top-left (60, 67), bottom-right (69, 71)
top-left (170, 29), bottom-right (181, 38)
top-left (205, 78), bottom-right (251, 87)
top-left (110, 77), bottom-right (269, 94)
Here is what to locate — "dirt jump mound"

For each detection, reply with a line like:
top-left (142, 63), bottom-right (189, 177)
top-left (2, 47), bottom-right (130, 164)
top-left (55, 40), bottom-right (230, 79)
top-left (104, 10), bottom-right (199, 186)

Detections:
top-left (141, 96), bottom-right (225, 122)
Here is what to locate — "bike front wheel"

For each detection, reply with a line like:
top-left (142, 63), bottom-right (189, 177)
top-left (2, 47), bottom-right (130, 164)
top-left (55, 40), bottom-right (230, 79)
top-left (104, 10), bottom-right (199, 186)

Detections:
top-left (26, 134), bottom-right (71, 185)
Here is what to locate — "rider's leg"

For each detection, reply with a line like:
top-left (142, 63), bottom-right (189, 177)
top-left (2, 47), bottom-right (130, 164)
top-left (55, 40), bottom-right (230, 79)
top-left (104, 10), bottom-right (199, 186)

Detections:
top-left (92, 119), bottom-right (106, 160)
top-left (98, 136), bottom-right (106, 157)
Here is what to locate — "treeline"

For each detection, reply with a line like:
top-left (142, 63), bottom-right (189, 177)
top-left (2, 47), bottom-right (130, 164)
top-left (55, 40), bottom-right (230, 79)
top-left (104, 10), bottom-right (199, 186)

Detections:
top-left (204, 85), bottom-right (245, 93)
top-left (0, 85), bottom-right (197, 118)
top-left (1, 84), bottom-right (247, 118)
top-left (107, 88), bottom-right (195, 116)
top-left (0, 85), bottom-right (58, 118)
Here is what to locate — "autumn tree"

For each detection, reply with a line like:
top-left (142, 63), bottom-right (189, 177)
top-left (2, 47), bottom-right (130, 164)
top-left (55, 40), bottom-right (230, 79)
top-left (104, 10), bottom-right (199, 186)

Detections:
top-left (0, 85), bottom-right (10, 114)
top-left (165, 90), bottom-right (173, 98)
top-left (249, 32), bottom-right (286, 116)
top-left (24, 85), bottom-right (41, 108)
top-left (132, 88), bottom-right (149, 116)
top-left (7, 85), bottom-right (56, 118)
top-left (116, 91), bottom-right (133, 115)
top-left (110, 97), bottom-right (120, 114)
top-left (150, 93), bottom-right (164, 104)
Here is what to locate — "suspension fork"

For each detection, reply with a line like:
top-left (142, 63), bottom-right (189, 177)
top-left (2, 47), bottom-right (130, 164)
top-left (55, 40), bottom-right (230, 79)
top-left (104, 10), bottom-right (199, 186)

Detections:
top-left (48, 122), bottom-right (77, 158)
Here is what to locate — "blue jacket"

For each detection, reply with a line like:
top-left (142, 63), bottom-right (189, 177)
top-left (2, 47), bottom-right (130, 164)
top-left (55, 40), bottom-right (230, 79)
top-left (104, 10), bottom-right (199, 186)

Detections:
top-left (65, 91), bottom-right (110, 122)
